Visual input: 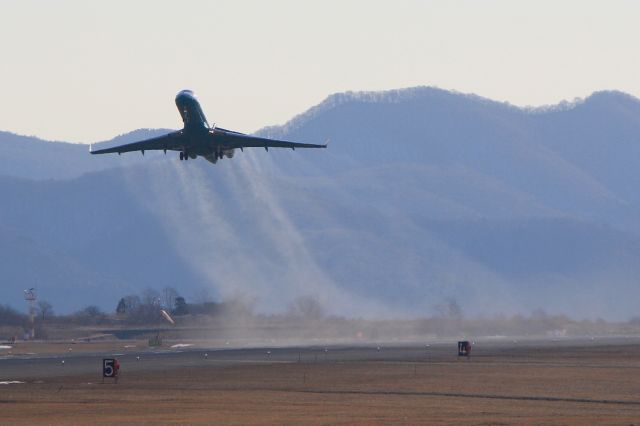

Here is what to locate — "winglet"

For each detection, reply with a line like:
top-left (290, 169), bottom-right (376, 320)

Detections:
top-left (323, 138), bottom-right (330, 148)
top-left (89, 144), bottom-right (93, 153)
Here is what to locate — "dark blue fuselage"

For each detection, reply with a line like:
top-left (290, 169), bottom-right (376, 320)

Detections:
top-left (173, 90), bottom-right (221, 159)
top-left (175, 90), bottom-right (209, 130)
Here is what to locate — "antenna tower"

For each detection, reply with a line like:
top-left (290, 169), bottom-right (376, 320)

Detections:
top-left (23, 288), bottom-right (37, 339)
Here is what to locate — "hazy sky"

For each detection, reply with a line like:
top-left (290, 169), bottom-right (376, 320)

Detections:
top-left (1, 0), bottom-right (639, 142)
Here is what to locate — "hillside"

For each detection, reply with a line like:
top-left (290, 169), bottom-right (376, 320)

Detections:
top-left (1, 87), bottom-right (639, 319)
top-left (0, 129), bottom-right (171, 180)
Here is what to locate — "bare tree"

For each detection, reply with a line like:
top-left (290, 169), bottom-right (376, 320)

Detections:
top-left (287, 296), bottom-right (325, 320)
top-left (116, 298), bottom-right (127, 314)
top-left (37, 301), bottom-right (54, 321)
top-left (0, 305), bottom-right (26, 326)
top-left (69, 305), bottom-right (107, 325)
top-left (173, 296), bottom-right (189, 315)
top-left (435, 297), bottom-right (462, 319)
top-left (162, 287), bottom-right (179, 310)
top-left (141, 288), bottom-right (161, 307)
top-left (123, 295), bottom-right (141, 311)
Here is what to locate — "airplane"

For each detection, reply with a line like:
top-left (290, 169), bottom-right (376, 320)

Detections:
top-left (90, 90), bottom-right (327, 163)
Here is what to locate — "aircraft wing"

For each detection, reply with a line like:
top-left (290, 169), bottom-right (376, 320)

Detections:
top-left (90, 131), bottom-right (185, 155)
top-left (214, 128), bottom-right (327, 150)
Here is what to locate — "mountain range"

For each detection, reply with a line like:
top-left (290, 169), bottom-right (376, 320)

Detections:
top-left (1, 87), bottom-right (639, 320)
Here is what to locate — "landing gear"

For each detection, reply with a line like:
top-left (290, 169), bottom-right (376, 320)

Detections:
top-left (179, 152), bottom-right (184, 161)
top-left (179, 151), bottom-right (189, 161)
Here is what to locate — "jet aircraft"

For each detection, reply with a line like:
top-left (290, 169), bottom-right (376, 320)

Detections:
top-left (90, 90), bottom-right (327, 163)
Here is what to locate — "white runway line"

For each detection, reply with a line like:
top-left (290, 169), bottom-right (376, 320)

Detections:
top-left (170, 344), bottom-right (194, 349)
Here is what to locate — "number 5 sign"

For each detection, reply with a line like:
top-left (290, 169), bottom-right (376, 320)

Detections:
top-left (103, 358), bottom-right (116, 378)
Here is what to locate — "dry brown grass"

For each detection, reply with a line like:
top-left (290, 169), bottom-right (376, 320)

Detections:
top-left (2, 343), bottom-right (640, 425)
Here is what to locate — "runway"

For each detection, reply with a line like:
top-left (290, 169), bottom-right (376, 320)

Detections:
top-left (0, 342), bottom-right (456, 380)
top-left (2, 339), bottom-right (640, 424)
top-left (2, 336), bottom-right (639, 380)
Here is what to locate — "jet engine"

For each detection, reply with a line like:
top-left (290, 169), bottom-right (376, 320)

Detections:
top-left (204, 154), bottom-right (218, 164)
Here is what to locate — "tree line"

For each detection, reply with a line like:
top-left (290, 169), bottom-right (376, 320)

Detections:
top-left (0, 287), bottom-right (250, 329)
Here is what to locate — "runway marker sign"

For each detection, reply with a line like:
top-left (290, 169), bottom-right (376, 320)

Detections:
top-left (458, 341), bottom-right (471, 357)
top-left (103, 358), bottom-right (116, 378)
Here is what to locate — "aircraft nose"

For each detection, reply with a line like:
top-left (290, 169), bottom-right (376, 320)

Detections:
top-left (176, 89), bottom-right (195, 102)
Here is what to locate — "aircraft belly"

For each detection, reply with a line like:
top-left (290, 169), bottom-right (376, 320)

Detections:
top-left (183, 133), bottom-right (216, 156)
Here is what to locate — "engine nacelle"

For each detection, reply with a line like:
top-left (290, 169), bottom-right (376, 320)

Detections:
top-left (204, 154), bottom-right (218, 164)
